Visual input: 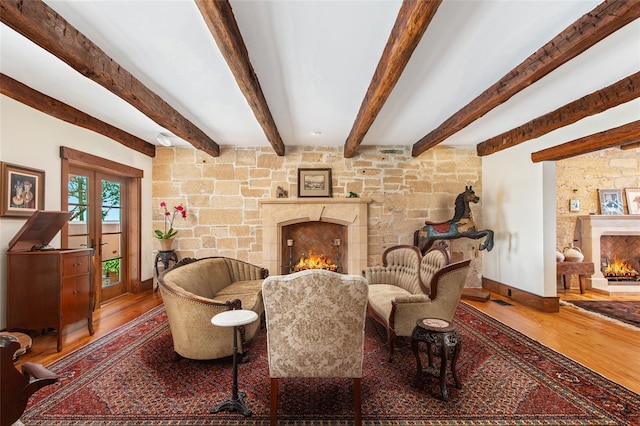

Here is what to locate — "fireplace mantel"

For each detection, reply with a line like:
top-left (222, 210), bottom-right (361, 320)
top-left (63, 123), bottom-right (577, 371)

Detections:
top-left (260, 198), bottom-right (371, 275)
top-left (578, 215), bottom-right (640, 287)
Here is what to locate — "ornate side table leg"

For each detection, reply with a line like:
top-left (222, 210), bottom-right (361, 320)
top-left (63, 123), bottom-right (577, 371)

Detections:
top-left (451, 340), bottom-right (462, 390)
top-left (438, 335), bottom-right (449, 401)
top-left (411, 337), bottom-right (423, 388)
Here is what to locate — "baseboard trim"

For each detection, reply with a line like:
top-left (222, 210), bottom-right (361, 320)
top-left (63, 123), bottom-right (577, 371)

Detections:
top-left (482, 277), bottom-right (559, 313)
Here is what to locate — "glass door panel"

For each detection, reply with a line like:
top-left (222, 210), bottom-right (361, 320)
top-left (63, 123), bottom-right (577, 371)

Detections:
top-left (99, 176), bottom-right (125, 301)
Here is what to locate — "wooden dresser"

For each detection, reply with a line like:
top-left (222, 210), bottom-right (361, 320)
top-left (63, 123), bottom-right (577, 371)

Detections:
top-left (6, 211), bottom-right (94, 352)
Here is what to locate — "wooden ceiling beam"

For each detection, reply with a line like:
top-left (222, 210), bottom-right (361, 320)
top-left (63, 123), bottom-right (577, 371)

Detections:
top-left (531, 120), bottom-right (640, 162)
top-left (477, 72), bottom-right (640, 156)
top-left (1, 74), bottom-right (156, 157)
top-left (0, 0), bottom-right (220, 157)
top-left (343, 0), bottom-right (442, 158)
top-left (412, 0), bottom-right (640, 157)
top-left (196, 0), bottom-right (285, 156)
top-left (620, 141), bottom-right (640, 150)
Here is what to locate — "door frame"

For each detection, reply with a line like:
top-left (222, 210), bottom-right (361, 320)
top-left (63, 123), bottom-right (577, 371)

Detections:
top-left (60, 147), bottom-right (143, 308)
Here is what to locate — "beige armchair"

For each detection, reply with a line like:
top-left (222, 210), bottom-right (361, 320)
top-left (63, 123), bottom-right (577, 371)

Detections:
top-left (364, 245), bottom-right (451, 361)
top-left (158, 256), bottom-right (268, 360)
top-left (262, 269), bottom-right (368, 426)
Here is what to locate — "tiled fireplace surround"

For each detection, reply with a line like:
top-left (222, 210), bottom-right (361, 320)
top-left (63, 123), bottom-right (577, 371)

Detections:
top-left (260, 198), bottom-right (371, 276)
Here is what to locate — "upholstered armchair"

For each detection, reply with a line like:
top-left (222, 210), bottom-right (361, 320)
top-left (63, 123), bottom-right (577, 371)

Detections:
top-left (262, 269), bottom-right (368, 426)
top-left (1, 335), bottom-right (57, 426)
top-left (364, 245), bottom-right (450, 361)
top-left (158, 256), bottom-right (268, 360)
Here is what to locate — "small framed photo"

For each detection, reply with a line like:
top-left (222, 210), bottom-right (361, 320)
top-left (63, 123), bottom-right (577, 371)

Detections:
top-left (626, 188), bottom-right (640, 215)
top-left (598, 188), bottom-right (624, 215)
top-left (569, 199), bottom-right (580, 212)
top-left (298, 168), bottom-right (332, 198)
top-left (1, 162), bottom-right (45, 217)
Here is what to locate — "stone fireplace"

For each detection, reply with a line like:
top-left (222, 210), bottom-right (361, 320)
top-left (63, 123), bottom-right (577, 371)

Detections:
top-left (260, 198), bottom-right (371, 276)
top-left (578, 215), bottom-right (640, 294)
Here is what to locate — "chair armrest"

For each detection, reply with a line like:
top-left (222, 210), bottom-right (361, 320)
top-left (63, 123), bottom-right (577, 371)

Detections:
top-left (393, 294), bottom-right (431, 304)
top-left (22, 362), bottom-right (57, 381)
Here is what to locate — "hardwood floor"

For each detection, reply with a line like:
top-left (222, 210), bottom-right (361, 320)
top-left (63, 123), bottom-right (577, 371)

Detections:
top-left (12, 286), bottom-right (640, 395)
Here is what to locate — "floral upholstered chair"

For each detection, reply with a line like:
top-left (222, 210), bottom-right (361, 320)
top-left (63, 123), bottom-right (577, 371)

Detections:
top-left (364, 245), bottom-right (452, 361)
top-left (262, 269), bottom-right (368, 426)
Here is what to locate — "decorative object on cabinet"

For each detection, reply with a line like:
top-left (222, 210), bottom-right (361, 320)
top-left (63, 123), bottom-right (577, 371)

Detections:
top-left (297, 168), bottom-right (332, 198)
top-left (598, 188), bottom-right (624, 215)
top-left (414, 186), bottom-right (494, 254)
top-left (5, 211), bottom-right (95, 352)
top-left (563, 243), bottom-right (584, 262)
top-left (0, 162), bottom-right (45, 217)
top-left (625, 188), bottom-right (640, 215)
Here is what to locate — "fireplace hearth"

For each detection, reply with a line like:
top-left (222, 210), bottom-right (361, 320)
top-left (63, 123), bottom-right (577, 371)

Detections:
top-left (578, 215), bottom-right (640, 294)
top-left (260, 198), bottom-right (370, 276)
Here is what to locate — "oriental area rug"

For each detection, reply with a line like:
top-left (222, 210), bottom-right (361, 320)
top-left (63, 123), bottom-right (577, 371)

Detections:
top-left (22, 304), bottom-right (638, 425)
top-left (562, 300), bottom-right (640, 329)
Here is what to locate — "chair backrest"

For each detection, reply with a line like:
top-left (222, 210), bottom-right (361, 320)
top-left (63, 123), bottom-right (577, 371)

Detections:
top-left (419, 246), bottom-right (450, 294)
top-left (425, 259), bottom-right (472, 322)
top-left (380, 245), bottom-right (423, 293)
top-left (262, 269), bottom-right (368, 379)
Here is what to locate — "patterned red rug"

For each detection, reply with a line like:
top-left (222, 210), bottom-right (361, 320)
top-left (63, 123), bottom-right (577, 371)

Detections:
top-left (22, 303), bottom-right (638, 425)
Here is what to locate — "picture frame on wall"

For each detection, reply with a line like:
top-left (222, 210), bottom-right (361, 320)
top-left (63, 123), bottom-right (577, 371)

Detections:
top-left (297, 168), bottom-right (332, 198)
top-left (1, 162), bottom-right (45, 217)
top-left (625, 188), bottom-right (640, 215)
top-left (598, 188), bottom-right (624, 215)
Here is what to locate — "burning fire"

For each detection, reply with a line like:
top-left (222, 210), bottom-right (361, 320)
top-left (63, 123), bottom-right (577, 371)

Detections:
top-left (604, 258), bottom-right (639, 280)
top-left (293, 251), bottom-right (337, 272)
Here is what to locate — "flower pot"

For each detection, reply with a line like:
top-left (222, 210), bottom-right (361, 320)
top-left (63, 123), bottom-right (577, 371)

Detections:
top-left (159, 238), bottom-right (175, 251)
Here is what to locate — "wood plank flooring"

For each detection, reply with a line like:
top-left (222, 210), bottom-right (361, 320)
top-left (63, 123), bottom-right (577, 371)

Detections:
top-left (12, 287), bottom-right (640, 395)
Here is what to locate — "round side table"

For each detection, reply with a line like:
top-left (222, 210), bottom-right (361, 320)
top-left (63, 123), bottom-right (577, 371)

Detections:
top-left (210, 309), bottom-right (258, 417)
top-left (153, 249), bottom-right (178, 291)
top-left (411, 318), bottom-right (462, 401)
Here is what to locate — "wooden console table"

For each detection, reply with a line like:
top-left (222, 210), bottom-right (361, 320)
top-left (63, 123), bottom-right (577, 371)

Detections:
top-left (556, 262), bottom-right (594, 294)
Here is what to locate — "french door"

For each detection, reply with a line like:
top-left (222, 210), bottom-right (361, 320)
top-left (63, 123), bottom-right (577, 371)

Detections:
top-left (67, 167), bottom-right (128, 303)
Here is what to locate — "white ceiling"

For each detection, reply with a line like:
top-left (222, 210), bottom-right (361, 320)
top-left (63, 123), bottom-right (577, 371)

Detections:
top-left (1, 0), bottom-right (638, 152)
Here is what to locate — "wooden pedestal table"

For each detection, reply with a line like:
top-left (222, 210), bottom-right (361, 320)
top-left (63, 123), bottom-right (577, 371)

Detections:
top-left (556, 262), bottom-right (594, 294)
top-left (411, 318), bottom-right (462, 401)
top-left (210, 309), bottom-right (258, 417)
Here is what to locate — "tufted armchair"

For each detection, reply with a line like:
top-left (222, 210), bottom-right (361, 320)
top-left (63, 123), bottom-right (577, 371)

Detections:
top-left (262, 269), bottom-right (368, 426)
top-left (364, 245), bottom-right (450, 361)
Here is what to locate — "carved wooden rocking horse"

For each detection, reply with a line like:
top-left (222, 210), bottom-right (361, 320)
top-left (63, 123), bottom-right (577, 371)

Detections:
top-left (414, 186), bottom-right (494, 255)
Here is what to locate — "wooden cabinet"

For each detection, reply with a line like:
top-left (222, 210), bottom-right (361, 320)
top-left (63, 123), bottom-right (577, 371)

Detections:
top-left (6, 249), bottom-right (95, 352)
top-left (6, 211), bottom-right (95, 352)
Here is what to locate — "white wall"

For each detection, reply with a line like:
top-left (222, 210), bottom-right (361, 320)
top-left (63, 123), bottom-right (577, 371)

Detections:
top-left (482, 99), bottom-right (640, 297)
top-left (0, 95), bottom-right (154, 330)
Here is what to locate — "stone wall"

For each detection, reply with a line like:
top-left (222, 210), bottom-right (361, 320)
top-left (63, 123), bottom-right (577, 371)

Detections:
top-left (152, 145), bottom-right (483, 277)
top-left (556, 147), bottom-right (639, 252)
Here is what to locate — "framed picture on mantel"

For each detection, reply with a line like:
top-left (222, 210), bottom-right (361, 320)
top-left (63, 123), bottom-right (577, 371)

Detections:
top-left (598, 188), bottom-right (624, 215)
top-left (626, 188), bottom-right (640, 215)
top-left (298, 168), bottom-right (332, 198)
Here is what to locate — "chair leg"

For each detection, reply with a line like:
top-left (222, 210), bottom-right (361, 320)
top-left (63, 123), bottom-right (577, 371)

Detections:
top-left (387, 330), bottom-right (396, 362)
top-left (270, 378), bottom-right (278, 426)
top-left (353, 378), bottom-right (362, 426)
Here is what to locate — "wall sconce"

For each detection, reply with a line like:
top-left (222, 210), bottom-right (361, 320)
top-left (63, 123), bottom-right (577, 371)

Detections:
top-left (156, 132), bottom-right (172, 147)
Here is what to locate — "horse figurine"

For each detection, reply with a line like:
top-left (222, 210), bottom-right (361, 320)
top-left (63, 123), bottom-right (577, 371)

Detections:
top-left (413, 186), bottom-right (494, 254)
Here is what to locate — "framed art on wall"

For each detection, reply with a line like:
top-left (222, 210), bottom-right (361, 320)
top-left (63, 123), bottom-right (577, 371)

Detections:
top-left (598, 188), bottom-right (623, 215)
top-left (297, 168), bottom-right (332, 198)
top-left (1, 162), bottom-right (45, 217)
top-left (626, 188), bottom-right (640, 215)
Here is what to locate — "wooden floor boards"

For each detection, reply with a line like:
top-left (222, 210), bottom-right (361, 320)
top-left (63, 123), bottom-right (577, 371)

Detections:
top-left (12, 287), bottom-right (640, 394)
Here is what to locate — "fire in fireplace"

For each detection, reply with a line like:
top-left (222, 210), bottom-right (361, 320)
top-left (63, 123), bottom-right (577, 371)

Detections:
top-left (603, 258), bottom-right (639, 281)
top-left (293, 252), bottom-right (338, 272)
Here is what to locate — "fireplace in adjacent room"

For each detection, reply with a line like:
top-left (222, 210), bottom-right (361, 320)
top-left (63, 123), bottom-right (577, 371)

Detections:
top-left (578, 215), bottom-right (640, 288)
